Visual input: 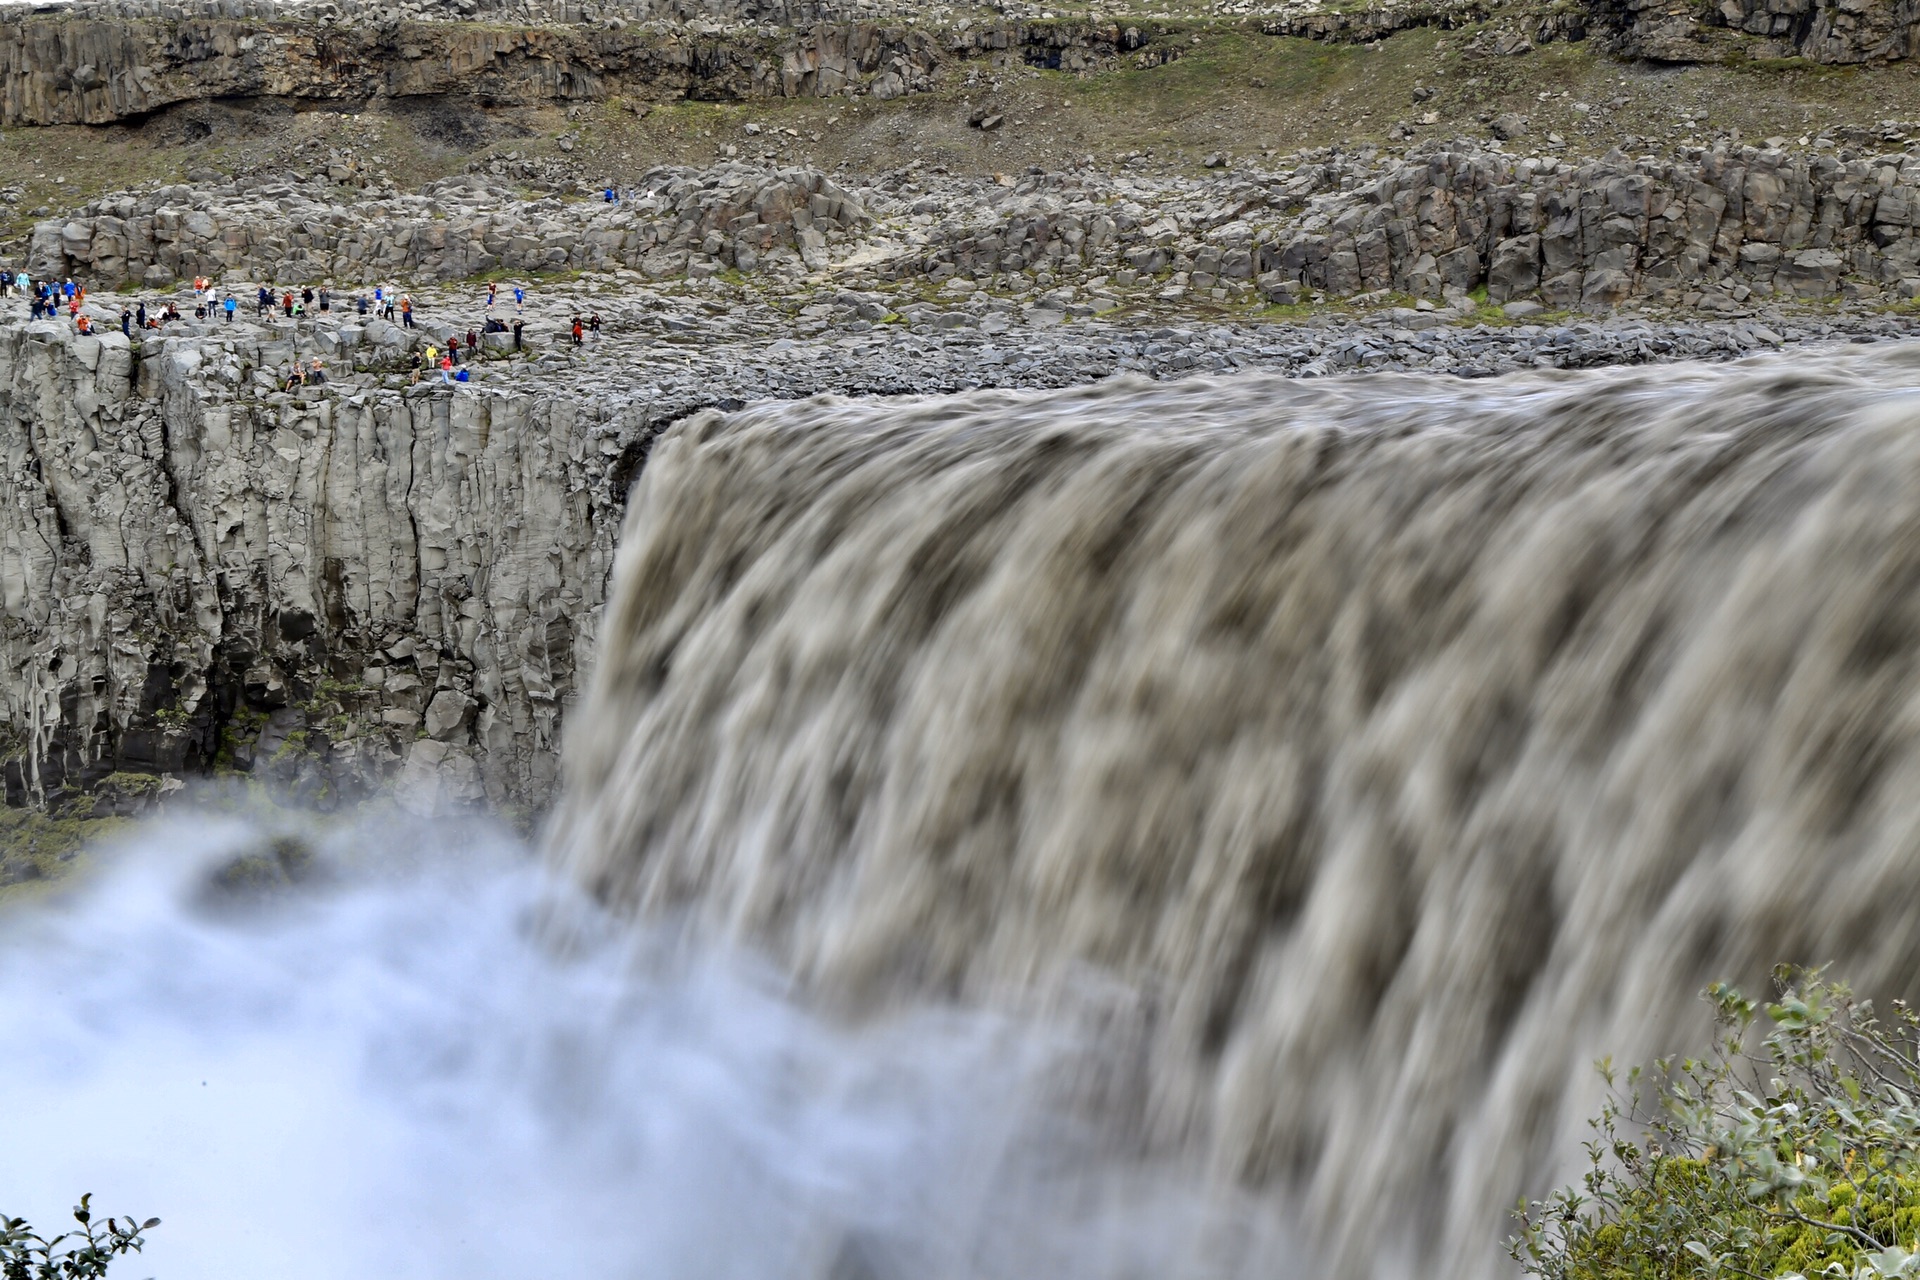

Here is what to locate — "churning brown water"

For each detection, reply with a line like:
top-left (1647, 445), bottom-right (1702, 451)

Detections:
top-left (553, 345), bottom-right (1920, 1277)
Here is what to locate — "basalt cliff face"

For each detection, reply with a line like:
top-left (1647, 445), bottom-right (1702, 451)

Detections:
top-left (0, 315), bottom-right (647, 815)
top-left (0, 0), bottom-right (1914, 139)
top-left (33, 143), bottom-right (1920, 315)
top-left (0, 10), bottom-right (1162, 128)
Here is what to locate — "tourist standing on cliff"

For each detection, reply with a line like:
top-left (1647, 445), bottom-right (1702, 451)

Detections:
top-left (512, 318), bottom-right (524, 350)
top-left (401, 295), bottom-right (414, 328)
top-left (318, 286), bottom-right (331, 313)
top-left (487, 281), bottom-right (498, 310)
top-left (571, 315), bottom-right (583, 346)
top-left (224, 294), bottom-right (237, 323)
top-left (513, 285), bottom-right (525, 313)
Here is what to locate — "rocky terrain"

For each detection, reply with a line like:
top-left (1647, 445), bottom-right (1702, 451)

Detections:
top-left (34, 137), bottom-right (1920, 314)
top-left (0, 0), bottom-right (1918, 844)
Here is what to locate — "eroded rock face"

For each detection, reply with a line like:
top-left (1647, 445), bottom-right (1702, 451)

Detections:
top-left (0, 9), bottom-right (1152, 127)
top-left (0, 317), bottom-right (646, 814)
top-left (1592, 0), bottom-right (1920, 63)
top-left (31, 169), bottom-right (870, 289)
top-left (37, 143), bottom-right (1920, 313)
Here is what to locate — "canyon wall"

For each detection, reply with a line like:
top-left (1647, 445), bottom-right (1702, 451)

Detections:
top-left (0, 11), bottom-right (1168, 128)
top-left (0, 0), bottom-right (1914, 137)
top-left (0, 314), bottom-right (651, 814)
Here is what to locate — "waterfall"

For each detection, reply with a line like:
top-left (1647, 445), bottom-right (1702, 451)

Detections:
top-left (554, 346), bottom-right (1920, 1276)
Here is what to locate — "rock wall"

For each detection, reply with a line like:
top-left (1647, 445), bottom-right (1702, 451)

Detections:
top-left (1249, 144), bottom-right (1920, 309)
top-left (31, 168), bottom-right (870, 288)
top-left (0, 10), bottom-right (1163, 127)
top-left (0, 316), bottom-right (650, 814)
top-left (39, 144), bottom-right (1920, 312)
top-left (1592, 0), bottom-right (1919, 63)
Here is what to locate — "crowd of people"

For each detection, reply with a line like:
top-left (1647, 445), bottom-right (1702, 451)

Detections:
top-left (3, 269), bottom-right (621, 391)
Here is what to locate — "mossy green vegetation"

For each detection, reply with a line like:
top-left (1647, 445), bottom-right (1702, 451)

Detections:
top-left (0, 805), bottom-right (128, 904)
top-left (1516, 971), bottom-right (1920, 1280)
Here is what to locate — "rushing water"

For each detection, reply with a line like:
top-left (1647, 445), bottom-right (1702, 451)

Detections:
top-left (14, 347), bottom-right (1920, 1278)
top-left (555, 346), bottom-right (1920, 1277)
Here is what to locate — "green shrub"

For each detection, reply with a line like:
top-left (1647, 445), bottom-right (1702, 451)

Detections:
top-left (1, 1195), bottom-right (159, 1280)
top-left (1513, 969), bottom-right (1920, 1280)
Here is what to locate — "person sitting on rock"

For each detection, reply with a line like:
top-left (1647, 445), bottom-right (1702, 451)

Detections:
top-left (74, 312), bottom-right (90, 335)
top-left (284, 360), bottom-right (307, 391)
top-left (604, 185), bottom-right (617, 203)
top-left (454, 366), bottom-right (470, 383)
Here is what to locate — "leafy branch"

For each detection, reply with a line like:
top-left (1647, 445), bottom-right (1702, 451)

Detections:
top-left (1, 1196), bottom-right (159, 1280)
top-left (1511, 968), bottom-right (1920, 1280)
